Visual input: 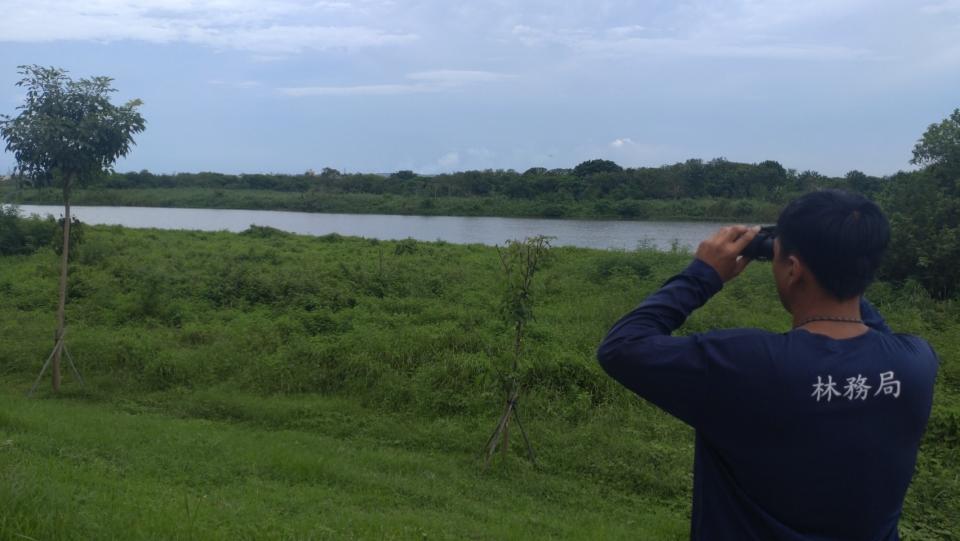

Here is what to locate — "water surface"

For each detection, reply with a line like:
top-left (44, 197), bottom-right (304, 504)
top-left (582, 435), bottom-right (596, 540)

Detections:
top-left (15, 204), bottom-right (728, 251)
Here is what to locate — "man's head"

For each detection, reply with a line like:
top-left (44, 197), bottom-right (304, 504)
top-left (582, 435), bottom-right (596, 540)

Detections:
top-left (773, 190), bottom-right (890, 310)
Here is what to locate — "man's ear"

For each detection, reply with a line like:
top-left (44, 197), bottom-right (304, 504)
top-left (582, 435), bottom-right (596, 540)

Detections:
top-left (786, 254), bottom-right (803, 286)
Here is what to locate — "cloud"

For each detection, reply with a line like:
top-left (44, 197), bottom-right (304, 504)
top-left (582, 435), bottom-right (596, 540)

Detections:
top-left (602, 138), bottom-right (678, 166)
top-left (920, 0), bottom-right (960, 14)
top-left (0, 0), bottom-right (416, 54)
top-left (606, 25), bottom-right (646, 37)
top-left (416, 148), bottom-right (502, 175)
top-left (416, 151), bottom-right (461, 175)
top-left (209, 79), bottom-right (262, 88)
top-left (694, 0), bottom-right (869, 31)
top-left (279, 70), bottom-right (510, 97)
top-left (437, 152), bottom-right (460, 168)
top-left (507, 0), bottom-right (878, 61)
top-left (407, 70), bottom-right (509, 85)
top-left (466, 147), bottom-right (494, 159)
top-left (202, 25), bottom-right (417, 54)
top-left (578, 37), bottom-right (871, 60)
top-left (250, 54), bottom-right (290, 63)
top-left (279, 83), bottom-right (418, 96)
top-left (510, 24), bottom-right (586, 47)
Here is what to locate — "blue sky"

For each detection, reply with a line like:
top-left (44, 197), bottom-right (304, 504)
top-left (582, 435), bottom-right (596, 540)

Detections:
top-left (1, 0), bottom-right (958, 176)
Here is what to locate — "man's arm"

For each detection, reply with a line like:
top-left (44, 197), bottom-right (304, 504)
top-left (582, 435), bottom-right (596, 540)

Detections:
top-left (597, 226), bottom-right (758, 427)
top-left (598, 258), bottom-right (723, 345)
top-left (597, 258), bottom-right (723, 426)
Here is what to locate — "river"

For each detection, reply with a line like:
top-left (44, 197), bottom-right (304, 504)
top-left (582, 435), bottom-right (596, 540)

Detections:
top-left (14, 204), bottom-right (727, 251)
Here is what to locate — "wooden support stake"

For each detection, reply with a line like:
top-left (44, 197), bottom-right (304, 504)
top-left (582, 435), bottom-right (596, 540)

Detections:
top-left (483, 392), bottom-right (537, 468)
top-left (28, 334), bottom-right (64, 397)
top-left (27, 327), bottom-right (85, 397)
top-left (63, 345), bottom-right (85, 387)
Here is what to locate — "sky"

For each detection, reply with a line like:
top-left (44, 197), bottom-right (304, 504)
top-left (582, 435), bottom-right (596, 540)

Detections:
top-left (0, 0), bottom-right (958, 177)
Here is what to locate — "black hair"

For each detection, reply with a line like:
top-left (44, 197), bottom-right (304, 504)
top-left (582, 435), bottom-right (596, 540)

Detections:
top-left (776, 189), bottom-right (890, 300)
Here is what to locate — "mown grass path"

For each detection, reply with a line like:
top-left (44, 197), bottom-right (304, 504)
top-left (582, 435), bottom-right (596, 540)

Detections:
top-left (0, 383), bottom-right (686, 540)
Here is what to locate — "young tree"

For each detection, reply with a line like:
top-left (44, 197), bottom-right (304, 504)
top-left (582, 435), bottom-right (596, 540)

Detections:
top-left (483, 236), bottom-right (551, 467)
top-left (0, 65), bottom-right (145, 392)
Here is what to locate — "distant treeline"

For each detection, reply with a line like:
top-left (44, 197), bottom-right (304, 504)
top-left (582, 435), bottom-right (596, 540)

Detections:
top-left (6, 103), bottom-right (959, 299)
top-left (86, 158), bottom-right (885, 202)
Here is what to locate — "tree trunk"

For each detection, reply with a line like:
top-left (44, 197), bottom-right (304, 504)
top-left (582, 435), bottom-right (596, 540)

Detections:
top-left (52, 180), bottom-right (72, 392)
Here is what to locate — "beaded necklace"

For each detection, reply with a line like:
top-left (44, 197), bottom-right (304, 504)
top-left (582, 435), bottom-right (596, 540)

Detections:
top-left (794, 315), bottom-right (864, 328)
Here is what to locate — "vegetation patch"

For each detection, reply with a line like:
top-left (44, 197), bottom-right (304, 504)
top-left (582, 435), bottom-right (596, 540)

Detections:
top-left (0, 224), bottom-right (956, 538)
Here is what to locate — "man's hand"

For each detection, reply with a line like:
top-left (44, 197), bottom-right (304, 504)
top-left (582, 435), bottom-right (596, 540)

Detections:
top-left (695, 225), bottom-right (760, 283)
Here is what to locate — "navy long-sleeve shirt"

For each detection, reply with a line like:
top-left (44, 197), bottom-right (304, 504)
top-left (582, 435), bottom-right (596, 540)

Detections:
top-left (597, 259), bottom-right (939, 541)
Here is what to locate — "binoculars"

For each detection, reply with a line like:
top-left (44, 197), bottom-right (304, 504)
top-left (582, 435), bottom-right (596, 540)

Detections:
top-left (741, 226), bottom-right (777, 261)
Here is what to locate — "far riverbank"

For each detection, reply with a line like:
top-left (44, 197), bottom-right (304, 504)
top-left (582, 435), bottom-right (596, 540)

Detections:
top-left (0, 186), bottom-right (782, 223)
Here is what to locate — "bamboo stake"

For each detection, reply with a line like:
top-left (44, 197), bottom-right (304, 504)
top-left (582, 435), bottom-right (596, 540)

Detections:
top-left (28, 332), bottom-right (65, 397)
top-left (63, 345), bottom-right (85, 387)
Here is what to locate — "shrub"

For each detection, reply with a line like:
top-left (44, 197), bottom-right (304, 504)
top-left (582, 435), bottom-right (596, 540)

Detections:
top-left (240, 225), bottom-right (290, 239)
top-left (592, 252), bottom-right (653, 283)
top-left (879, 172), bottom-right (960, 299)
top-left (0, 206), bottom-right (58, 256)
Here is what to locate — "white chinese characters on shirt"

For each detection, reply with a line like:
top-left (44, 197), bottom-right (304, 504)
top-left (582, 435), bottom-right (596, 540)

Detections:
top-left (843, 375), bottom-right (871, 401)
top-left (812, 371), bottom-right (901, 402)
top-left (811, 375), bottom-right (841, 402)
top-left (874, 371), bottom-right (901, 398)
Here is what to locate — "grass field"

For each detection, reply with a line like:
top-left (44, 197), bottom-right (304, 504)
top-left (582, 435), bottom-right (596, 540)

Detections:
top-left (0, 224), bottom-right (957, 539)
top-left (0, 384), bottom-right (692, 540)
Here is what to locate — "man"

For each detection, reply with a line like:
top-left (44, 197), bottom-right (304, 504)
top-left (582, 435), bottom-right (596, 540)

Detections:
top-left (597, 190), bottom-right (938, 540)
